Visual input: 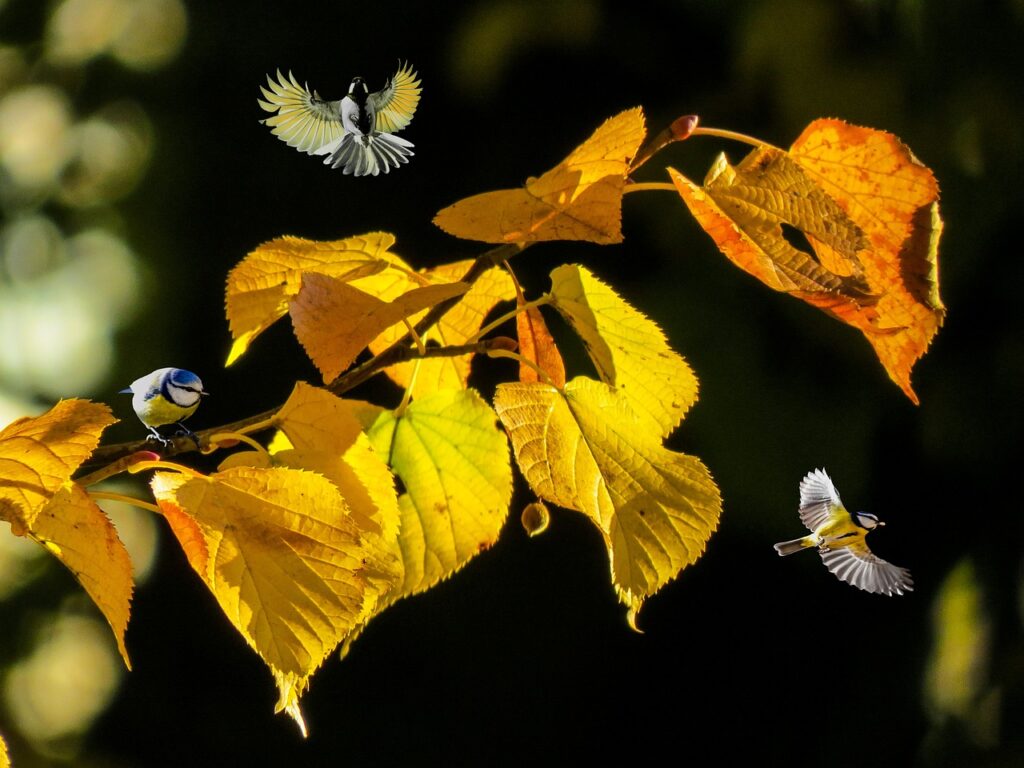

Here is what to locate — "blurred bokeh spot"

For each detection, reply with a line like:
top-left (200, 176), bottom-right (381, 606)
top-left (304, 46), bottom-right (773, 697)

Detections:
top-left (0, 222), bottom-right (142, 397)
top-left (0, 86), bottom-right (75, 192)
top-left (449, 0), bottom-right (597, 97)
top-left (1, 0), bottom-right (186, 761)
top-left (924, 559), bottom-right (999, 751)
top-left (46, 0), bottom-right (187, 71)
top-left (0, 526), bottom-right (44, 601)
top-left (2, 612), bottom-right (122, 759)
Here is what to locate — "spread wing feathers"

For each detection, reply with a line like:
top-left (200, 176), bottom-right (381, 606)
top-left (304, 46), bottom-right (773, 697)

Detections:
top-left (369, 61), bottom-right (422, 134)
top-left (259, 70), bottom-right (346, 155)
top-left (798, 468), bottom-right (844, 532)
top-left (326, 132), bottom-right (415, 177)
top-left (820, 544), bottom-right (913, 596)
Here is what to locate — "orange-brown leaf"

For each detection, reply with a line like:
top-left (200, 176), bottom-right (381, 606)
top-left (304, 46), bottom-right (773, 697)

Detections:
top-left (671, 118), bottom-right (943, 402)
top-left (434, 108), bottom-right (646, 244)
top-left (289, 274), bottom-right (469, 383)
top-left (790, 119), bottom-right (944, 402)
top-left (516, 304), bottom-right (566, 387)
top-left (224, 232), bottom-right (402, 365)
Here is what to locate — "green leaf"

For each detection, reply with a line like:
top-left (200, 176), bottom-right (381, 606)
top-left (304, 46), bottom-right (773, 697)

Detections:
top-left (364, 389), bottom-right (512, 600)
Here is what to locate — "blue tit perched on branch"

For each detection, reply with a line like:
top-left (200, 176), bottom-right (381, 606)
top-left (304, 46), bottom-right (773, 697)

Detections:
top-left (120, 367), bottom-right (207, 445)
top-left (258, 61), bottom-right (421, 176)
top-left (774, 469), bottom-right (913, 596)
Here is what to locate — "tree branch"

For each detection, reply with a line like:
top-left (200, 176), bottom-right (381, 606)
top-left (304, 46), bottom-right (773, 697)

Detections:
top-left (78, 242), bottom-right (524, 474)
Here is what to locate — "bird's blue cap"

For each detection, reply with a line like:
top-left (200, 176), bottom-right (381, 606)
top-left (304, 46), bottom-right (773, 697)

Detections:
top-left (169, 368), bottom-right (203, 389)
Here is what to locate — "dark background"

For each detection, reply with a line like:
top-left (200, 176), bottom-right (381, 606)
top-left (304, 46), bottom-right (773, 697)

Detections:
top-left (2, 0), bottom-right (1022, 765)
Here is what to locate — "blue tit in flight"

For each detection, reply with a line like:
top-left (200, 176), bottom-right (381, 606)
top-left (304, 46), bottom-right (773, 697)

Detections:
top-left (259, 61), bottom-right (421, 176)
top-left (120, 367), bottom-right (207, 445)
top-left (774, 469), bottom-right (913, 596)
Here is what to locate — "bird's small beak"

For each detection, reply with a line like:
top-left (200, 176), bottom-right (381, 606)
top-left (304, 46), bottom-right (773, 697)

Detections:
top-left (878, 521), bottom-right (886, 527)
top-left (118, 387), bottom-right (132, 394)
top-left (200, 390), bottom-right (210, 396)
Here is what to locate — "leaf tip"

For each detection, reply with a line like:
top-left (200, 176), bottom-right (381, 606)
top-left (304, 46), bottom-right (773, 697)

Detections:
top-left (287, 703), bottom-right (309, 739)
top-left (274, 671), bottom-right (311, 738)
top-left (226, 334), bottom-right (253, 367)
top-left (626, 606), bottom-right (644, 634)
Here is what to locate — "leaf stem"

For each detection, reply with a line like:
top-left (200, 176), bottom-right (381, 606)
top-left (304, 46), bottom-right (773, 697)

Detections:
top-left (88, 490), bottom-right (161, 514)
top-left (403, 318), bottom-right (426, 355)
top-left (624, 182), bottom-right (677, 194)
top-left (486, 349), bottom-right (555, 387)
top-left (395, 360), bottom-right (420, 417)
top-left (128, 459), bottom-right (206, 478)
top-left (691, 126), bottom-right (779, 151)
top-left (207, 431), bottom-right (271, 459)
top-left (75, 450), bottom-right (162, 486)
top-left (469, 295), bottom-right (551, 343)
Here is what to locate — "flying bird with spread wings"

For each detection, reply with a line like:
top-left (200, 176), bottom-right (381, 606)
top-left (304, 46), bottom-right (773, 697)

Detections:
top-left (258, 61), bottom-right (421, 176)
top-left (774, 469), bottom-right (913, 596)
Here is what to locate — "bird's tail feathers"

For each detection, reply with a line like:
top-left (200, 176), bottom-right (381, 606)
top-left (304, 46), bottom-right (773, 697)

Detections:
top-left (774, 537), bottom-right (813, 556)
top-left (327, 132), bottom-right (415, 176)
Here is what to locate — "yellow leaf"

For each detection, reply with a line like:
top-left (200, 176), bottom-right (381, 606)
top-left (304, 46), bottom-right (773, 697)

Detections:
top-left (548, 264), bottom-right (697, 438)
top-left (32, 485), bottom-right (134, 668)
top-left (269, 383), bottom-right (405, 660)
top-left (0, 731), bottom-right (8, 768)
top-left (671, 118), bottom-right (943, 403)
top-left (367, 260), bottom-right (516, 398)
top-left (217, 449), bottom-right (273, 470)
top-left (494, 378), bottom-right (721, 619)
top-left (224, 232), bottom-right (400, 365)
top-left (0, 401), bottom-right (131, 667)
top-left (434, 108), bottom-right (647, 244)
top-left (272, 382), bottom-right (403, 589)
top-left (0, 399), bottom-right (115, 522)
top-left (364, 389), bottom-right (512, 600)
top-left (151, 466), bottom-right (376, 735)
top-left (289, 275), bottom-right (469, 383)
top-left (516, 302), bottom-right (566, 388)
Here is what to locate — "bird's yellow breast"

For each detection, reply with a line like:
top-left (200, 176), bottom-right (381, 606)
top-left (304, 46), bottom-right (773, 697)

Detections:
top-left (814, 511), bottom-right (867, 549)
top-left (134, 393), bottom-right (198, 428)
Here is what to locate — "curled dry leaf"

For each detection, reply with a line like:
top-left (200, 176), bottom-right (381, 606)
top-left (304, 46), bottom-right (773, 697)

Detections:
top-left (671, 118), bottom-right (943, 403)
